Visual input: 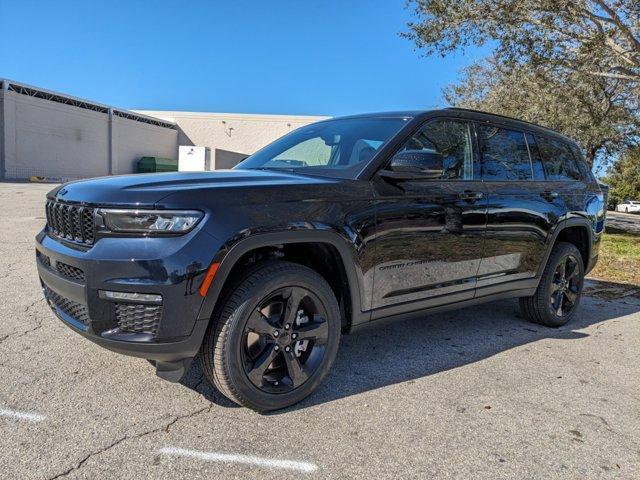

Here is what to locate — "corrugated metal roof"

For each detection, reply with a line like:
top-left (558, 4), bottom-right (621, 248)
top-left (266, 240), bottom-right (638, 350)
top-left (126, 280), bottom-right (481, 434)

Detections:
top-left (0, 78), bottom-right (176, 129)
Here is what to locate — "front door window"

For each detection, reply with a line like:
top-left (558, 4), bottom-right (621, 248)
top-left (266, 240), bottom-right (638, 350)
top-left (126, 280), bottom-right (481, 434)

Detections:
top-left (398, 120), bottom-right (474, 180)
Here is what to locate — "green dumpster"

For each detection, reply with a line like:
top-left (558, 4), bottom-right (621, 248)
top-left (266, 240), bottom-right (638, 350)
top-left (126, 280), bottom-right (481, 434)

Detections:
top-left (137, 157), bottom-right (178, 173)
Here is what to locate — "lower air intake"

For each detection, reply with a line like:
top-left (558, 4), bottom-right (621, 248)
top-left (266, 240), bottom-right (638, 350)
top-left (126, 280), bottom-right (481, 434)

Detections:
top-left (115, 303), bottom-right (162, 335)
top-left (43, 285), bottom-right (90, 325)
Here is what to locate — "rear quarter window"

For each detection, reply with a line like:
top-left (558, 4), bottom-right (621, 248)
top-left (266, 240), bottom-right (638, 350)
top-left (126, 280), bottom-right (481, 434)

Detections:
top-left (570, 144), bottom-right (595, 182)
top-left (535, 135), bottom-right (584, 181)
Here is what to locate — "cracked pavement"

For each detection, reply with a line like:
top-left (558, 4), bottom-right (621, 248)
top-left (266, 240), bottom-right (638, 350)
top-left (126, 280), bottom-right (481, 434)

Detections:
top-left (0, 182), bottom-right (639, 479)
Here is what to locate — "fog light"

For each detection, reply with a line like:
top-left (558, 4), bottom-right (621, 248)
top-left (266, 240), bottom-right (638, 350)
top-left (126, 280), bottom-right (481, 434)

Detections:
top-left (99, 290), bottom-right (162, 304)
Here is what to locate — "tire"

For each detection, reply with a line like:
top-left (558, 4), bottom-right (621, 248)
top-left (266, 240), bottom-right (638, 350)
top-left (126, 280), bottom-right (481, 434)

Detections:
top-left (201, 261), bottom-right (341, 411)
top-left (519, 242), bottom-right (585, 327)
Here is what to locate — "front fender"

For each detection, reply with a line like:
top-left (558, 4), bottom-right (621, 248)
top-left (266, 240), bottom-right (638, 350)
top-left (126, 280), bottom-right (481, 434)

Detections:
top-left (195, 229), bottom-right (369, 330)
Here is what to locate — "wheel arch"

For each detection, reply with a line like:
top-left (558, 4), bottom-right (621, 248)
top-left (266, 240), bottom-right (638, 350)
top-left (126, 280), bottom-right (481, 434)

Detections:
top-left (537, 218), bottom-right (593, 279)
top-left (196, 231), bottom-right (367, 332)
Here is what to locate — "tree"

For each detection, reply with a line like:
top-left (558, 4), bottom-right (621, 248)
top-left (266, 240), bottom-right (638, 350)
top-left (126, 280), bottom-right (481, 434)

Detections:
top-left (604, 146), bottom-right (640, 205)
top-left (443, 57), bottom-right (639, 168)
top-left (404, 0), bottom-right (640, 87)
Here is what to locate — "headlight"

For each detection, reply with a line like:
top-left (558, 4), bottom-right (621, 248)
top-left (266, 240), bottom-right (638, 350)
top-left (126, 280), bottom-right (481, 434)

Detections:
top-left (98, 209), bottom-right (203, 234)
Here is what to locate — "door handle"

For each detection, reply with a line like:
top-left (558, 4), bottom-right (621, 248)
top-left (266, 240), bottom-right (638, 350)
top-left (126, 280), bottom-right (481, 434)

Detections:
top-left (541, 190), bottom-right (559, 201)
top-left (458, 191), bottom-right (484, 202)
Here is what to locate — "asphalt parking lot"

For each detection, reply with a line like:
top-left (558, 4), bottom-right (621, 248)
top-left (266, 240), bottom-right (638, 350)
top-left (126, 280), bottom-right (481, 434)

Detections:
top-left (1, 181), bottom-right (639, 479)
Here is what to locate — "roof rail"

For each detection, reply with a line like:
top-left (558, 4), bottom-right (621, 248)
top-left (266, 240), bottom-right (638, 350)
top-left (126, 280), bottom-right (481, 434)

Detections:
top-left (444, 107), bottom-right (562, 136)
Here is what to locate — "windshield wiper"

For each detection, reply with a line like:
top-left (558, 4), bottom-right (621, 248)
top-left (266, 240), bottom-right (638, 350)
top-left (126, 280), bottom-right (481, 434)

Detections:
top-left (253, 166), bottom-right (300, 174)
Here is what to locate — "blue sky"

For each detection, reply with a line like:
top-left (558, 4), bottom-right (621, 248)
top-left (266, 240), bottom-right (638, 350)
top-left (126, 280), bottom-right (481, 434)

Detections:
top-left (0, 0), bottom-right (488, 116)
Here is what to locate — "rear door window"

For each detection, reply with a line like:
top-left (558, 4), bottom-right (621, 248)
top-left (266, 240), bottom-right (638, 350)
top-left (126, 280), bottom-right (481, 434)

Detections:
top-left (478, 125), bottom-right (532, 181)
top-left (535, 136), bottom-right (583, 181)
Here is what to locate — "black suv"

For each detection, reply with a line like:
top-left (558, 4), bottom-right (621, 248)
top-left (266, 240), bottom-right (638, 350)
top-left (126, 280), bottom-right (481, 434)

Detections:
top-left (36, 109), bottom-right (606, 411)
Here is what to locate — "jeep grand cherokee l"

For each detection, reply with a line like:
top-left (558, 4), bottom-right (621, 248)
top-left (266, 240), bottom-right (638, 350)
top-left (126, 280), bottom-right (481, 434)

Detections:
top-left (36, 109), bottom-right (606, 411)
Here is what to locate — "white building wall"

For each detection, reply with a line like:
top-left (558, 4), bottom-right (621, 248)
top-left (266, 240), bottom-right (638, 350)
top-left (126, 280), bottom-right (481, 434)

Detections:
top-left (0, 93), bottom-right (4, 178)
top-left (0, 79), bottom-right (327, 179)
top-left (3, 90), bottom-right (110, 179)
top-left (112, 115), bottom-right (177, 174)
top-left (0, 79), bottom-right (179, 181)
top-left (135, 110), bottom-right (328, 169)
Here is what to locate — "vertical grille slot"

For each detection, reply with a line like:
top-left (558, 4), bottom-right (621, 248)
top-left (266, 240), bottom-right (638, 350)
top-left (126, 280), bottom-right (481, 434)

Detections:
top-left (45, 200), bottom-right (95, 245)
top-left (72, 207), bottom-right (83, 241)
top-left (82, 208), bottom-right (95, 243)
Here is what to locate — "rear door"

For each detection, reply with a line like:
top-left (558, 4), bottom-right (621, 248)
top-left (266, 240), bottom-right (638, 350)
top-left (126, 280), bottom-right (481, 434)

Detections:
top-left (475, 123), bottom-right (564, 292)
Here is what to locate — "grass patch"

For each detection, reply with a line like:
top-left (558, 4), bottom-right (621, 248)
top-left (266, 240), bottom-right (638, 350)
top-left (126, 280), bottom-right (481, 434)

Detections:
top-left (588, 233), bottom-right (640, 286)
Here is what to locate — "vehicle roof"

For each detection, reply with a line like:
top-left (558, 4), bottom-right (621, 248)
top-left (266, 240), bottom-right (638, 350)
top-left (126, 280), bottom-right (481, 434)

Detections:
top-left (331, 108), bottom-right (577, 146)
top-left (328, 110), bottom-right (426, 120)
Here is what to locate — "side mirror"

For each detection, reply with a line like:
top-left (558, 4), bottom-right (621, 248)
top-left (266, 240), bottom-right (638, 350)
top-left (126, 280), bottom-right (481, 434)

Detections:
top-left (379, 150), bottom-right (444, 180)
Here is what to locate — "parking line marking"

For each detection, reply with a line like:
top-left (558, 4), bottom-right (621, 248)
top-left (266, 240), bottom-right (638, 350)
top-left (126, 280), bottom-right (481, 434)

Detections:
top-left (0, 407), bottom-right (46, 422)
top-left (157, 446), bottom-right (318, 473)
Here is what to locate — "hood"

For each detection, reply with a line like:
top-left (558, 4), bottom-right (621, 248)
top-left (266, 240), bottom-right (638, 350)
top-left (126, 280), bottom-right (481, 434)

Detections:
top-left (48, 169), bottom-right (336, 207)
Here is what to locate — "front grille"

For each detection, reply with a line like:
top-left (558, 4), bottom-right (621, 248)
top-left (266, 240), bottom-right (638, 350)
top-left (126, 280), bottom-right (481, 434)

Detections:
top-left (55, 262), bottom-right (85, 282)
top-left (43, 285), bottom-right (90, 325)
top-left (115, 303), bottom-right (162, 335)
top-left (45, 200), bottom-right (95, 245)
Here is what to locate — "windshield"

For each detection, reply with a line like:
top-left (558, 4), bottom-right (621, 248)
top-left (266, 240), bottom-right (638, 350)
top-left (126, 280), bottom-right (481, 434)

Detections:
top-left (235, 117), bottom-right (410, 179)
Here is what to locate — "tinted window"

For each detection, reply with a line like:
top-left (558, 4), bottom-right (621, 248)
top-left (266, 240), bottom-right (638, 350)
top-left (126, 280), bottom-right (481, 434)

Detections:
top-left (348, 139), bottom-right (384, 165)
top-left (273, 137), bottom-right (332, 167)
top-left (479, 126), bottom-right (532, 180)
top-left (535, 136), bottom-right (583, 181)
top-left (237, 117), bottom-right (408, 179)
top-left (570, 144), bottom-right (594, 182)
top-left (397, 120), bottom-right (474, 180)
top-left (525, 133), bottom-right (546, 180)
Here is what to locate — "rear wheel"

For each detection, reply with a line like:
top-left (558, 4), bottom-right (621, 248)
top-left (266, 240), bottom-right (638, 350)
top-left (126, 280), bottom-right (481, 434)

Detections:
top-left (201, 261), bottom-right (341, 411)
top-left (519, 242), bottom-right (584, 327)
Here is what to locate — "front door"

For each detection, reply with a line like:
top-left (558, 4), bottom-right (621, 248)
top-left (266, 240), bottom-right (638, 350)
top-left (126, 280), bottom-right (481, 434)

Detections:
top-left (370, 118), bottom-right (487, 316)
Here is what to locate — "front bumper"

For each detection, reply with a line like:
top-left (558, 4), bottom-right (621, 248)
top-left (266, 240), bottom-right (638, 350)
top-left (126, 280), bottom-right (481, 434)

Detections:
top-left (36, 226), bottom-right (222, 370)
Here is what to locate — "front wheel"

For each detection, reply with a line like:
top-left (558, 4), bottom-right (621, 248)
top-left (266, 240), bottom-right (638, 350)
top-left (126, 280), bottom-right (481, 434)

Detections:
top-left (201, 261), bottom-right (341, 411)
top-left (519, 242), bottom-right (585, 327)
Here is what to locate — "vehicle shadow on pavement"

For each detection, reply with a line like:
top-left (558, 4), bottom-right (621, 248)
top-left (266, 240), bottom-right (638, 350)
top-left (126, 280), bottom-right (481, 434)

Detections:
top-left (179, 357), bottom-right (241, 409)
top-left (179, 282), bottom-right (640, 413)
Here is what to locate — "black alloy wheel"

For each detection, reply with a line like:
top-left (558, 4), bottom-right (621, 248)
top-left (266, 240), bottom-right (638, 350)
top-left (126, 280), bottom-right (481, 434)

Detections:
top-left (242, 286), bottom-right (329, 393)
top-left (519, 241), bottom-right (585, 327)
top-left (201, 261), bottom-right (341, 411)
top-left (549, 254), bottom-right (581, 318)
